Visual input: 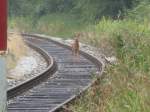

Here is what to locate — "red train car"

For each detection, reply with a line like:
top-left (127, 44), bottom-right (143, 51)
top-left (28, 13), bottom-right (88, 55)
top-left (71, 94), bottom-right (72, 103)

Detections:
top-left (0, 0), bottom-right (7, 51)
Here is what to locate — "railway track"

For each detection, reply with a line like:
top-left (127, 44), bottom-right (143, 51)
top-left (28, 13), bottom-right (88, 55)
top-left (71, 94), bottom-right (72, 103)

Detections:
top-left (7, 33), bottom-right (104, 112)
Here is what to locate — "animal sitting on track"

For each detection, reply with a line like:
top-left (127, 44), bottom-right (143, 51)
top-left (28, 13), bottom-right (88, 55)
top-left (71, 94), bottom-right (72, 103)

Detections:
top-left (71, 33), bottom-right (80, 56)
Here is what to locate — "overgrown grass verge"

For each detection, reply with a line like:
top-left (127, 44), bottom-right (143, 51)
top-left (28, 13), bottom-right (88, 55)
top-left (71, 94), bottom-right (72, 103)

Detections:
top-left (67, 19), bottom-right (150, 112)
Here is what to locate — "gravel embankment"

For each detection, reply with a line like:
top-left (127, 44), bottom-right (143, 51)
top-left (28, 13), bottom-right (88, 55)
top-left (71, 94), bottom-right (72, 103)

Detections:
top-left (7, 47), bottom-right (48, 89)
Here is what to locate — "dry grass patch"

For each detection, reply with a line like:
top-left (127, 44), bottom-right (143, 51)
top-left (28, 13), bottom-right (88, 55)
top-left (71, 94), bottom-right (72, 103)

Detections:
top-left (7, 33), bottom-right (27, 70)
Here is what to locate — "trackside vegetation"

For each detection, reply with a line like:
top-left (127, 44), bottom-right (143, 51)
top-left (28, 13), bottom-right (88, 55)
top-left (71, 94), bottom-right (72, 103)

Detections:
top-left (9, 0), bottom-right (150, 111)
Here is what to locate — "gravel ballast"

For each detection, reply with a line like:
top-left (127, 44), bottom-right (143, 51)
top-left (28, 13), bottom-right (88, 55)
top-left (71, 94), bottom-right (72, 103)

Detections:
top-left (7, 47), bottom-right (48, 89)
top-left (51, 37), bottom-right (117, 65)
top-left (7, 35), bottom-right (117, 89)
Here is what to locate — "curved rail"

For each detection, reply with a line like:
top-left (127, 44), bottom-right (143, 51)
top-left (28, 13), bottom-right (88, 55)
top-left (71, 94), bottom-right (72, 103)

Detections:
top-left (7, 33), bottom-right (105, 112)
top-left (7, 39), bottom-right (57, 99)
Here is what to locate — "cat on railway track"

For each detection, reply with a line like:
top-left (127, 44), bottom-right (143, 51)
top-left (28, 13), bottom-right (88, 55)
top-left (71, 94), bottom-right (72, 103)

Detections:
top-left (71, 33), bottom-right (80, 57)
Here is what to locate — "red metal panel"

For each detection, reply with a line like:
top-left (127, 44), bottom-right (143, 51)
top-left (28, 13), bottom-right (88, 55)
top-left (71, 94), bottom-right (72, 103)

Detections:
top-left (0, 0), bottom-right (7, 51)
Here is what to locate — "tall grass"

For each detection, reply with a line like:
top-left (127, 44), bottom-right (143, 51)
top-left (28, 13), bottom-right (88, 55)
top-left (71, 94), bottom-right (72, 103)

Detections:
top-left (82, 18), bottom-right (150, 72)
top-left (9, 13), bottom-right (87, 39)
top-left (69, 18), bottom-right (150, 112)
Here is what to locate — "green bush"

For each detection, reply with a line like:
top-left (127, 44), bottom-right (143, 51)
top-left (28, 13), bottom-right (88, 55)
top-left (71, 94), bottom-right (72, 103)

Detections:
top-left (128, 1), bottom-right (150, 22)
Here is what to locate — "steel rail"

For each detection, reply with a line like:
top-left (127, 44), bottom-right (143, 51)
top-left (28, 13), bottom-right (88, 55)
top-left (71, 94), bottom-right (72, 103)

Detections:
top-left (7, 33), bottom-right (105, 112)
top-left (7, 37), bottom-right (57, 99)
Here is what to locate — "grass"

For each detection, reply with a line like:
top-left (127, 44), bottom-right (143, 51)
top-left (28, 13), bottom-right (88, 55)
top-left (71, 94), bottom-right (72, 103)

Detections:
top-left (9, 14), bottom-right (150, 112)
top-left (9, 13), bottom-right (87, 39)
top-left (67, 19), bottom-right (150, 112)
